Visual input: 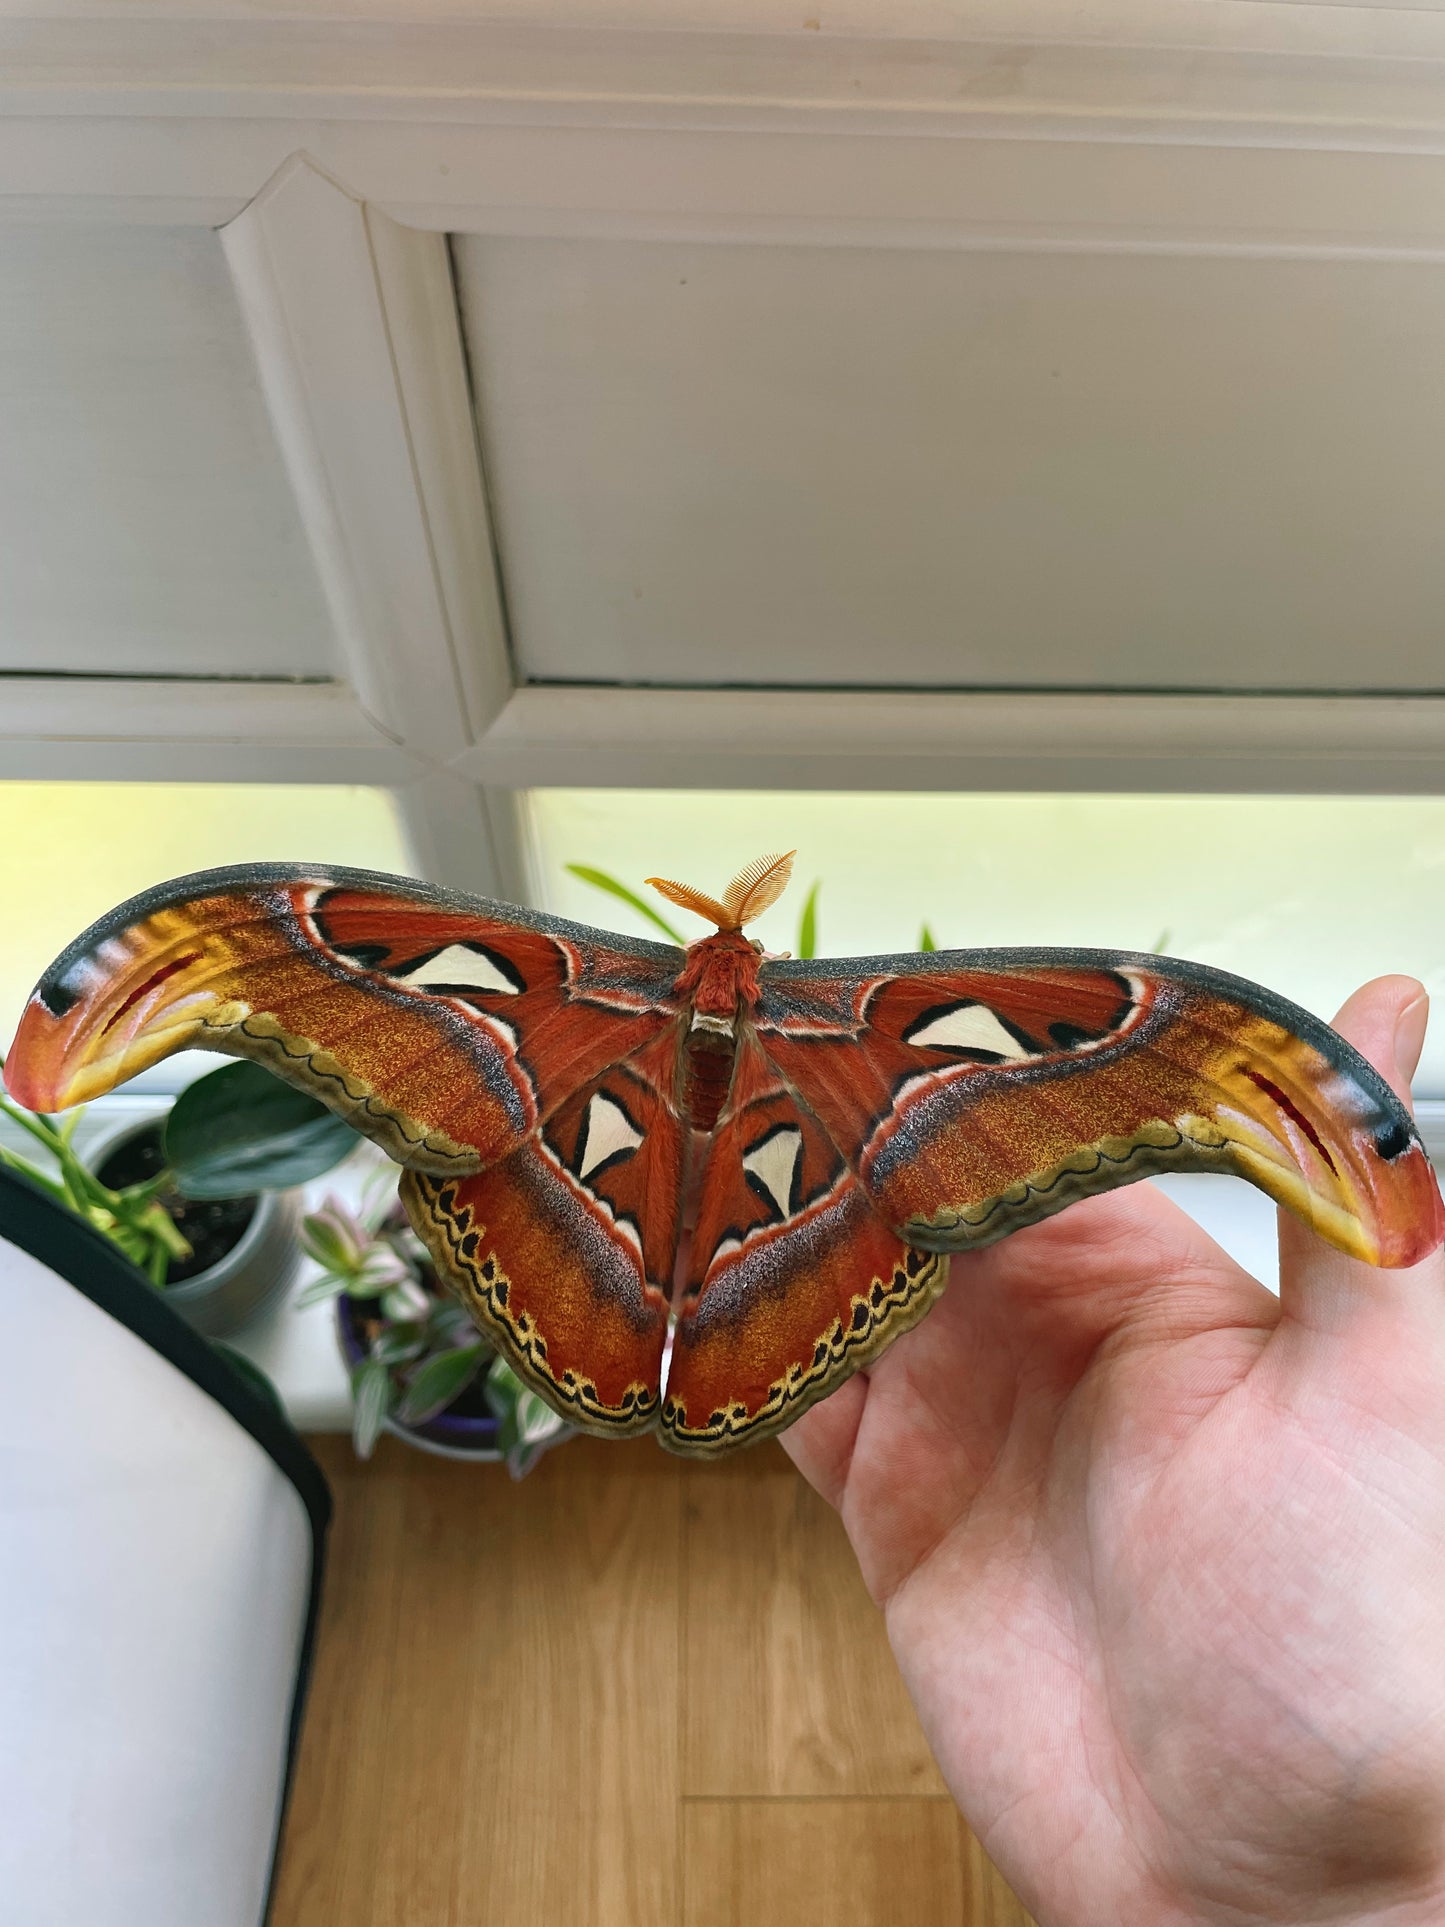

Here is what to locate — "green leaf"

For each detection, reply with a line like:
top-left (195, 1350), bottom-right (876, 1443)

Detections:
top-left (396, 1342), bottom-right (488, 1425)
top-left (1151, 928), bottom-right (1171, 955)
top-left (0, 1144), bottom-right (72, 1206)
top-left (371, 1324), bottom-right (428, 1367)
top-left (485, 1355), bottom-right (523, 1453)
top-left (166, 1061), bottom-right (358, 1199)
top-left (564, 865), bottom-right (685, 946)
top-left (350, 1356), bottom-right (393, 1459)
top-left (379, 1276), bottom-right (432, 1321)
top-left (426, 1300), bottom-right (482, 1348)
top-left (918, 923), bottom-right (937, 953)
top-left (514, 1384), bottom-right (567, 1448)
top-left (292, 1270), bottom-right (353, 1311)
top-left (485, 1354), bottom-right (570, 1475)
top-left (300, 1200), bottom-right (366, 1275)
top-left (796, 882), bottom-right (819, 961)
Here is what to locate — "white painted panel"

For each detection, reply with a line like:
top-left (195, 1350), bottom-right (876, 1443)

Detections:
top-left (457, 238), bottom-right (1445, 691)
top-left (0, 226), bottom-right (334, 676)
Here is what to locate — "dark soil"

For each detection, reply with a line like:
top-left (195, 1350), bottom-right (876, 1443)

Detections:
top-left (95, 1123), bottom-right (257, 1283)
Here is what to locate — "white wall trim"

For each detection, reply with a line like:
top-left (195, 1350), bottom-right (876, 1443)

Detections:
top-left (462, 687), bottom-right (1445, 794)
top-left (0, 672), bottom-right (528, 898)
top-left (11, 121), bottom-right (1445, 265)
top-left (11, 682), bottom-right (1445, 797)
top-left (0, 675), bottom-right (373, 741)
top-left (7, 7), bottom-right (1445, 883)
top-left (220, 156), bottom-right (512, 757)
top-left (10, 3), bottom-right (1445, 254)
top-left (11, 10), bottom-right (1445, 152)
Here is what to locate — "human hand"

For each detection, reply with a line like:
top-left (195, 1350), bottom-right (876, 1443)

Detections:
top-left (781, 976), bottom-right (1445, 1927)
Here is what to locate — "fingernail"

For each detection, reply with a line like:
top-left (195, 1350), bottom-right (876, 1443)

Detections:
top-left (1394, 992), bottom-right (1429, 1084)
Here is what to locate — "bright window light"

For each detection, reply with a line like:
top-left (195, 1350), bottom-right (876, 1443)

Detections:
top-left (531, 789), bottom-right (1445, 1096)
top-left (0, 782), bottom-right (410, 1057)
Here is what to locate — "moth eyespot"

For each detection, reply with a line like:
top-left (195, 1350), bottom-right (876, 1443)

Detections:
top-left (38, 976), bottom-right (80, 1018)
top-left (1374, 1119), bottom-right (1412, 1161)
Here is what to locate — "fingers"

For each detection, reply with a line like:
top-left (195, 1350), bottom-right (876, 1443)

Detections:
top-left (1331, 974), bottom-right (1427, 1112)
top-left (778, 1371), bottom-right (868, 1511)
top-left (1277, 977), bottom-right (1445, 1343)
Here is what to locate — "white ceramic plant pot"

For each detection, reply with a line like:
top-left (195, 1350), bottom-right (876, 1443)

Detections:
top-left (86, 1117), bottom-right (302, 1339)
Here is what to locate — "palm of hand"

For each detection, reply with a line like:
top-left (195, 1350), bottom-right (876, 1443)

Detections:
top-left (783, 983), bottom-right (1445, 1927)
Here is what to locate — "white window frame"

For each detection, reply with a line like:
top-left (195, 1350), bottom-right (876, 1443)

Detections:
top-left (5, 3), bottom-right (1445, 901)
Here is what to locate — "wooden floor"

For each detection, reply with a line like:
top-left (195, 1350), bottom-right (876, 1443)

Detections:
top-left (272, 1434), bottom-right (1035, 1927)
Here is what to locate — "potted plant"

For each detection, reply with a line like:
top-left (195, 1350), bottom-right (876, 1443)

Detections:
top-left (0, 1053), bottom-right (358, 1340)
top-left (296, 1175), bottom-right (572, 1477)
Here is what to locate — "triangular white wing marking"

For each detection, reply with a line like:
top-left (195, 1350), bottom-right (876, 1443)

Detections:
top-left (396, 943), bottom-right (520, 995)
top-left (907, 1003), bottom-right (1031, 1058)
top-left (578, 1091), bottom-right (644, 1180)
top-left (742, 1126), bottom-right (803, 1217)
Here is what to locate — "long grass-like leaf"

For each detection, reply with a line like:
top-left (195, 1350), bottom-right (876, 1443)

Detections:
top-left (565, 865), bottom-right (685, 945)
top-left (0, 1144), bottom-right (71, 1205)
top-left (918, 923), bottom-right (938, 953)
top-left (797, 882), bottom-right (819, 960)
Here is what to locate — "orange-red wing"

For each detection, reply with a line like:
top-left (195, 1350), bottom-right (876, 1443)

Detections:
top-left (4, 863), bottom-right (685, 1178)
top-left (754, 949), bottom-right (1444, 1270)
top-left (662, 1037), bottom-right (945, 1454)
top-left (403, 1035), bottom-right (686, 1436)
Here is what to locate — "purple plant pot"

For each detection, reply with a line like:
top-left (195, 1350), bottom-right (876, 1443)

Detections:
top-left (336, 1291), bottom-right (501, 1459)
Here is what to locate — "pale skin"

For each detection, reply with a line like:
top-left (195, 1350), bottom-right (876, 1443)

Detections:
top-left (781, 976), bottom-right (1445, 1927)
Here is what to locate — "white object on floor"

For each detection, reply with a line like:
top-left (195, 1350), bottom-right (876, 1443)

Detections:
top-left (0, 1227), bottom-right (315, 1927)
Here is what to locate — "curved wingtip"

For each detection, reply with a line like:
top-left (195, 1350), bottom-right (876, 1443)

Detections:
top-left (1202, 1029), bottom-right (1445, 1270)
top-left (5, 951), bottom-right (215, 1114)
top-left (3, 897), bottom-right (237, 1113)
top-left (1270, 1121), bottom-right (1445, 1270)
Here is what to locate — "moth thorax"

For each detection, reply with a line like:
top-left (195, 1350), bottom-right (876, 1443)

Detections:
top-left (683, 1022), bottom-right (737, 1133)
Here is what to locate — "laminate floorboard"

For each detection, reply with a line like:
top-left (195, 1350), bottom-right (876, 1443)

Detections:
top-left (270, 1434), bottom-right (1034, 1927)
top-left (681, 1443), bottom-right (946, 1797)
top-left (682, 1798), bottom-right (963, 1927)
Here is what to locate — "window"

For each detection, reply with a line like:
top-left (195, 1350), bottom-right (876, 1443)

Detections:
top-left (0, 782), bottom-right (410, 1067)
top-left (532, 788), bottom-right (1445, 1096)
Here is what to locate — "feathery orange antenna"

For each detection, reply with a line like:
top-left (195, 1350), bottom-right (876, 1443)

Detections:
top-left (646, 852), bottom-right (795, 933)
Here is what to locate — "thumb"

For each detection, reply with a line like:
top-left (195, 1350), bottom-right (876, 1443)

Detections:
top-left (1277, 976), bottom-right (1444, 1342)
top-left (1334, 974), bottom-right (1428, 1111)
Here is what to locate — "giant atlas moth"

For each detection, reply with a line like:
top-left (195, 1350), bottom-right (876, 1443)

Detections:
top-left (5, 853), bottom-right (1442, 1456)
